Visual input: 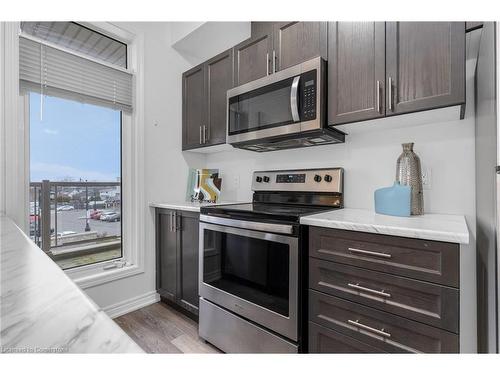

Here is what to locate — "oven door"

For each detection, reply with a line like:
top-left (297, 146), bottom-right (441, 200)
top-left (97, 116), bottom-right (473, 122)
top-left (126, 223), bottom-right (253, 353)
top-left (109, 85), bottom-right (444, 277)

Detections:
top-left (199, 219), bottom-right (298, 341)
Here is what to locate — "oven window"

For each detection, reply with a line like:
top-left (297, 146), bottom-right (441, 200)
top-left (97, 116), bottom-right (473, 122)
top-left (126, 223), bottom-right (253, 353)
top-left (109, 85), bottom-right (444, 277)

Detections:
top-left (228, 77), bottom-right (295, 135)
top-left (202, 229), bottom-right (290, 316)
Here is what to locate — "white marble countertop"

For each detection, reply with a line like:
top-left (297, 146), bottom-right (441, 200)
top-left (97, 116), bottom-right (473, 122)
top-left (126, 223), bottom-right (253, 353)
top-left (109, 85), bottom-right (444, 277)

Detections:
top-left (150, 200), bottom-right (244, 212)
top-left (300, 208), bottom-right (469, 244)
top-left (0, 215), bottom-right (143, 353)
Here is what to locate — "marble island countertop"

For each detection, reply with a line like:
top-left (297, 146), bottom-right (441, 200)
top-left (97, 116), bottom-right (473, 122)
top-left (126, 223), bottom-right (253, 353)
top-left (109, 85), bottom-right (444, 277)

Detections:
top-left (300, 208), bottom-right (469, 244)
top-left (0, 215), bottom-right (143, 353)
top-left (150, 200), bottom-right (244, 212)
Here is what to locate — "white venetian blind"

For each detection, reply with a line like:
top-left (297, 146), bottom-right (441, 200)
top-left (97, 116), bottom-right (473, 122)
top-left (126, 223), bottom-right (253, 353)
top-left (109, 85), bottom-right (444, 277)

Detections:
top-left (19, 36), bottom-right (133, 112)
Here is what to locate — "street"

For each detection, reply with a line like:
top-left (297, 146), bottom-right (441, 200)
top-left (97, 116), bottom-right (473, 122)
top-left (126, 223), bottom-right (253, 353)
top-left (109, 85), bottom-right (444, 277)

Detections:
top-left (51, 209), bottom-right (121, 238)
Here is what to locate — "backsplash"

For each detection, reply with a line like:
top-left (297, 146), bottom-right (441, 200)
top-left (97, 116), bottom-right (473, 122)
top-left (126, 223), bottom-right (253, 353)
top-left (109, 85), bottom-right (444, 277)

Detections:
top-left (207, 108), bottom-right (475, 216)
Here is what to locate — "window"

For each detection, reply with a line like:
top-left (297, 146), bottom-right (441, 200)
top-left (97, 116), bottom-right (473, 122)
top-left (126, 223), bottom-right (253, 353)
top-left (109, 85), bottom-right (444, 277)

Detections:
top-left (29, 93), bottom-right (123, 269)
top-left (20, 22), bottom-right (133, 270)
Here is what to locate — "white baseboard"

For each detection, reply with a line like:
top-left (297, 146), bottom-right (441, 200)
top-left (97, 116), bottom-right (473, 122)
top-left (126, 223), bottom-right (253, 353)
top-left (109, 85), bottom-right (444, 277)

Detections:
top-left (103, 290), bottom-right (160, 319)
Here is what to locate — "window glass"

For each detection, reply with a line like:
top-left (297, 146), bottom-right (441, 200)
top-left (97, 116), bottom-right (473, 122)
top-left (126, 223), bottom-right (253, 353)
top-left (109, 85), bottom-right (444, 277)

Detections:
top-left (29, 92), bottom-right (122, 270)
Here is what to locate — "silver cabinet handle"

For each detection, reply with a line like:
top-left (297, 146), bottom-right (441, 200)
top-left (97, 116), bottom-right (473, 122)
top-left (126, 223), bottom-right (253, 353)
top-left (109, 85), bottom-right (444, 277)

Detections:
top-left (290, 76), bottom-right (301, 122)
top-left (174, 212), bottom-right (178, 232)
top-left (202, 125), bottom-right (206, 144)
top-left (348, 247), bottom-right (392, 259)
top-left (376, 80), bottom-right (381, 114)
top-left (169, 212), bottom-right (174, 232)
top-left (347, 319), bottom-right (391, 338)
top-left (176, 212), bottom-right (181, 231)
top-left (199, 126), bottom-right (202, 144)
top-left (266, 52), bottom-right (270, 76)
top-left (272, 50), bottom-right (277, 73)
top-left (388, 76), bottom-right (393, 111)
top-left (347, 283), bottom-right (391, 298)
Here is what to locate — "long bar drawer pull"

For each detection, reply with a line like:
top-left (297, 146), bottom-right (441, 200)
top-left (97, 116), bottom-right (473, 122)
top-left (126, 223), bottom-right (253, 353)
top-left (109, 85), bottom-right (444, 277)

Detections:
top-left (348, 247), bottom-right (392, 258)
top-left (347, 319), bottom-right (391, 338)
top-left (347, 283), bottom-right (391, 298)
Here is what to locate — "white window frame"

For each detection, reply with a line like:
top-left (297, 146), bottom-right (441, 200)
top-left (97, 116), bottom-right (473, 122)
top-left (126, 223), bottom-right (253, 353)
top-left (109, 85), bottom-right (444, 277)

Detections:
top-left (5, 22), bottom-right (146, 288)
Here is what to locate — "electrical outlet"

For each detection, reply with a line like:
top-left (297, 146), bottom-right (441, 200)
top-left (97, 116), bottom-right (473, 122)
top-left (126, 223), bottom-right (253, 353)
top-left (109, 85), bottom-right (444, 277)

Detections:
top-left (232, 175), bottom-right (240, 189)
top-left (421, 167), bottom-right (432, 189)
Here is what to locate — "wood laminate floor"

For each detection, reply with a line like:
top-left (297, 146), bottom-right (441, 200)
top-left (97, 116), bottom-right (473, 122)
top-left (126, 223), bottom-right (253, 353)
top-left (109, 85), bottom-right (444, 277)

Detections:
top-left (114, 302), bottom-right (221, 353)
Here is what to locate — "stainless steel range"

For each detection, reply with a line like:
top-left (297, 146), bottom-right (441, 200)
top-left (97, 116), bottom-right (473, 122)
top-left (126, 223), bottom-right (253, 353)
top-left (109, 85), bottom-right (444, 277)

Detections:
top-left (198, 168), bottom-right (344, 353)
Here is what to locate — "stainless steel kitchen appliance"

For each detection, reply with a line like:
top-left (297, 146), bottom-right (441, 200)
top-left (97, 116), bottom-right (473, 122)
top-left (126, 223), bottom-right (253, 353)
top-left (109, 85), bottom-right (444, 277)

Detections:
top-left (198, 168), bottom-right (344, 353)
top-left (226, 57), bottom-right (345, 152)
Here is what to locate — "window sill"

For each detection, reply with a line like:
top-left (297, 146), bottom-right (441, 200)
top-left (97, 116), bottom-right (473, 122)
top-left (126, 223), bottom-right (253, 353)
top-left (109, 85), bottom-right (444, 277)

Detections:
top-left (67, 261), bottom-right (144, 289)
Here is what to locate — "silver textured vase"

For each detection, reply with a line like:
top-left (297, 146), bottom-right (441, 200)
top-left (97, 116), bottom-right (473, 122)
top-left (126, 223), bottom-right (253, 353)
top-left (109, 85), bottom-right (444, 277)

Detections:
top-left (396, 143), bottom-right (424, 215)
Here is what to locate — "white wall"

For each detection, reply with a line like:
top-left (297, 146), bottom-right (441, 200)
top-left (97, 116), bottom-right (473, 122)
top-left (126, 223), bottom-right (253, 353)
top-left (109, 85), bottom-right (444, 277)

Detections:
top-left (171, 22), bottom-right (250, 66)
top-left (205, 61), bottom-right (478, 352)
top-left (82, 22), bottom-right (207, 311)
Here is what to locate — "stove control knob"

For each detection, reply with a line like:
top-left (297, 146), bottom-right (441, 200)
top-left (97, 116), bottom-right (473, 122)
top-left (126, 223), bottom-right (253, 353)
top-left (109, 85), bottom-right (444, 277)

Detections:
top-left (314, 174), bottom-right (322, 183)
top-left (324, 174), bottom-right (333, 183)
top-left (263, 176), bottom-right (270, 183)
top-left (256, 176), bottom-right (263, 183)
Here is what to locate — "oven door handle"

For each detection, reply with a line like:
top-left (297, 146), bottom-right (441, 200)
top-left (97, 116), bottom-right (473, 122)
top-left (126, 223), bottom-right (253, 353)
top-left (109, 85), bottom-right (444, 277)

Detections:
top-left (290, 75), bottom-right (301, 123)
top-left (200, 214), bottom-right (294, 235)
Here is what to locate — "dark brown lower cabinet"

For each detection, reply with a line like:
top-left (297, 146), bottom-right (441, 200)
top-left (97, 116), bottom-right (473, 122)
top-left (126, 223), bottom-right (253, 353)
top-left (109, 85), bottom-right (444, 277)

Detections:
top-left (307, 226), bottom-right (460, 353)
top-left (156, 208), bottom-right (200, 317)
top-left (309, 321), bottom-right (386, 353)
top-left (309, 290), bottom-right (459, 353)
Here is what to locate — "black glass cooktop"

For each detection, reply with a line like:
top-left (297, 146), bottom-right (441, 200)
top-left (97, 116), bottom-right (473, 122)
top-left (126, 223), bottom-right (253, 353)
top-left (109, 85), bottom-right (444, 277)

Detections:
top-left (201, 202), bottom-right (336, 223)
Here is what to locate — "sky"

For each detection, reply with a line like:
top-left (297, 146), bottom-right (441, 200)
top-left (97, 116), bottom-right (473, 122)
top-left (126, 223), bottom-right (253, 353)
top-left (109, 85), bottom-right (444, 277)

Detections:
top-left (30, 92), bottom-right (121, 182)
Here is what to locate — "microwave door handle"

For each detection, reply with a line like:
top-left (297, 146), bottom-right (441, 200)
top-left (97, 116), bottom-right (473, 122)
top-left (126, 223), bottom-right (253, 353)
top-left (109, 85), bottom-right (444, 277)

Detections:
top-left (290, 76), bottom-right (301, 122)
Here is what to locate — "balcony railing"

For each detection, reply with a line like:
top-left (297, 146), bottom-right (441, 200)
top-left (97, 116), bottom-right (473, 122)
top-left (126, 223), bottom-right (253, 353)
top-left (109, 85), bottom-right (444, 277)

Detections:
top-left (30, 180), bottom-right (122, 269)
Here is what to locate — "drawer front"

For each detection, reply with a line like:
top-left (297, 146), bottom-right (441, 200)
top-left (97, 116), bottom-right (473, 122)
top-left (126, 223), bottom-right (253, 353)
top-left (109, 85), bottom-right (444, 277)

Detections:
top-left (309, 258), bottom-right (459, 333)
top-left (309, 290), bottom-right (459, 353)
top-left (309, 227), bottom-right (459, 287)
top-left (309, 321), bottom-right (385, 353)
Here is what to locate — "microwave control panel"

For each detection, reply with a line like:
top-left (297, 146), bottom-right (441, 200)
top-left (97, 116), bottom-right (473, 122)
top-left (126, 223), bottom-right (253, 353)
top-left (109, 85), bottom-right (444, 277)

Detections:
top-left (301, 69), bottom-right (317, 121)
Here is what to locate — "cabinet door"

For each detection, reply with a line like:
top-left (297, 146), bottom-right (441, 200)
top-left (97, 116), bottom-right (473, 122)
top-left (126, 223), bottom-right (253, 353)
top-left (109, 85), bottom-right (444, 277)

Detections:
top-left (328, 22), bottom-right (386, 125)
top-left (156, 209), bottom-right (177, 302)
top-left (182, 64), bottom-right (205, 150)
top-left (205, 49), bottom-right (233, 146)
top-left (178, 211), bottom-right (200, 315)
top-left (273, 22), bottom-right (327, 71)
top-left (251, 22), bottom-right (274, 38)
top-left (309, 322), bottom-right (385, 353)
top-left (386, 22), bottom-right (465, 115)
top-left (233, 33), bottom-right (272, 86)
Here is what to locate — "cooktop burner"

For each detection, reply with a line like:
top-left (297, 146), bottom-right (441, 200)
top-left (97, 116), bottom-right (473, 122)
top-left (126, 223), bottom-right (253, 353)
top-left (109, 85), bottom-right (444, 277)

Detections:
top-left (201, 202), bottom-right (336, 223)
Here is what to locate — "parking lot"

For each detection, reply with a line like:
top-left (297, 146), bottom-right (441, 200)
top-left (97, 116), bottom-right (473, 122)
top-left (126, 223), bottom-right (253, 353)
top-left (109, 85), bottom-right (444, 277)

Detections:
top-left (51, 209), bottom-right (121, 238)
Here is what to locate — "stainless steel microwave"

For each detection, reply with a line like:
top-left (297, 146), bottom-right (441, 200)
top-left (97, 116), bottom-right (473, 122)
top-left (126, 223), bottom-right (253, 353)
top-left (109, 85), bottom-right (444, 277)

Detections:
top-left (226, 56), bottom-right (345, 152)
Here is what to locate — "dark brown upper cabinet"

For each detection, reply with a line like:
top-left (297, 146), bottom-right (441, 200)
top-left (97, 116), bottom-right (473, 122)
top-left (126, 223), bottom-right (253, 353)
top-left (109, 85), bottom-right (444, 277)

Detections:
top-left (182, 49), bottom-right (233, 150)
top-left (206, 49), bottom-right (234, 145)
top-left (234, 22), bottom-right (327, 86)
top-left (385, 22), bottom-right (465, 116)
top-left (328, 22), bottom-right (386, 125)
top-left (233, 33), bottom-right (273, 86)
top-left (182, 64), bottom-right (205, 150)
top-left (273, 22), bottom-right (327, 71)
top-left (251, 22), bottom-right (275, 38)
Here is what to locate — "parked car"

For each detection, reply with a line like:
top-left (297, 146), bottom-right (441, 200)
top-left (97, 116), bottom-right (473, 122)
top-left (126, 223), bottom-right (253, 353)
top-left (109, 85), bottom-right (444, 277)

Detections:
top-left (57, 205), bottom-right (74, 211)
top-left (55, 231), bottom-right (77, 238)
top-left (99, 210), bottom-right (116, 221)
top-left (101, 211), bottom-right (121, 222)
top-left (90, 209), bottom-right (103, 220)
